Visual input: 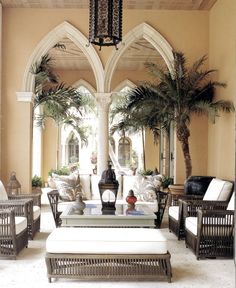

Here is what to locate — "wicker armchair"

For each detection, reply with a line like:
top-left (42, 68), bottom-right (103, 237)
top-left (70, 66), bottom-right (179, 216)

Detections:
top-left (9, 192), bottom-right (41, 239)
top-left (0, 208), bottom-right (29, 259)
top-left (168, 194), bottom-right (203, 239)
top-left (168, 177), bottom-right (233, 240)
top-left (0, 181), bottom-right (41, 239)
top-left (47, 190), bottom-right (62, 227)
top-left (184, 193), bottom-right (234, 259)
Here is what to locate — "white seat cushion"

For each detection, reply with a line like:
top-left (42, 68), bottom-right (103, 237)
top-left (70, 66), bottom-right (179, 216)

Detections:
top-left (33, 205), bottom-right (41, 220)
top-left (15, 216), bottom-right (28, 234)
top-left (0, 180), bottom-right (8, 200)
top-left (0, 216), bottom-right (28, 235)
top-left (46, 227), bottom-right (168, 254)
top-left (203, 178), bottom-right (233, 201)
top-left (227, 192), bottom-right (235, 211)
top-left (185, 215), bottom-right (234, 236)
top-left (185, 217), bottom-right (198, 235)
top-left (168, 206), bottom-right (179, 221)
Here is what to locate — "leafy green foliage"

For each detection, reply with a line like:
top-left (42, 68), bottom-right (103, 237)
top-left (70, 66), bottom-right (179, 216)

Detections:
top-left (138, 169), bottom-right (153, 176)
top-left (112, 51), bottom-right (235, 179)
top-left (31, 54), bottom-right (92, 146)
top-left (161, 176), bottom-right (174, 189)
top-left (32, 175), bottom-right (43, 187)
top-left (48, 166), bottom-right (70, 176)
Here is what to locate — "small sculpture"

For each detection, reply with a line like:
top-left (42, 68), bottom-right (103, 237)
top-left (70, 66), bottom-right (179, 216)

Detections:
top-left (126, 189), bottom-right (137, 209)
top-left (72, 194), bottom-right (86, 215)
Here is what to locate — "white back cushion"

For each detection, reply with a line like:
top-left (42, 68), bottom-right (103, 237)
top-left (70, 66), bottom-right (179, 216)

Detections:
top-left (227, 192), bottom-right (235, 211)
top-left (79, 174), bottom-right (92, 200)
top-left (203, 178), bottom-right (233, 201)
top-left (91, 175), bottom-right (101, 200)
top-left (0, 181), bottom-right (8, 200)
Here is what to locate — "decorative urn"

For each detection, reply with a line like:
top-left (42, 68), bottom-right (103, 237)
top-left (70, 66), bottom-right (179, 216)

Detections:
top-left (126, 189), bottom-right (137, 209)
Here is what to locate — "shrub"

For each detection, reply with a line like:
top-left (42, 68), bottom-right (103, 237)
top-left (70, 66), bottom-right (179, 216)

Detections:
top-left (32, 175), bottom-right (43, 187)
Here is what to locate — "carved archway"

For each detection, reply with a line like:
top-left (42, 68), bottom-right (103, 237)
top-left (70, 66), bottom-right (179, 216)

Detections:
top-left (104, 22), bottom-right (174, 92)
top-left (21, 21), bottom-right (104, 93)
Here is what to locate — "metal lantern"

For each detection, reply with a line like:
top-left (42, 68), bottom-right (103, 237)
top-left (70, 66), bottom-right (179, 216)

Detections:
top-left (89, 0), bottom-right (123, 50)
top-left (98, 162), bottom-right (119, 212)
top-left (7, 171), bottom-right (21, 195)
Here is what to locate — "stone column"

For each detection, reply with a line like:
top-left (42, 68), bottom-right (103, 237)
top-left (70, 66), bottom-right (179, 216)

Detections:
top-left (0, 4), bottom-right (2, 178)
top-left (95, 93), bottom-right (112, 175)
top-left (16, 92), bottom-right (34, 192)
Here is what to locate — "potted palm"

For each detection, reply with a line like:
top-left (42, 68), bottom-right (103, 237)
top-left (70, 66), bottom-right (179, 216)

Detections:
top-left (112, 52), bottom-right (234, 181)
top-left (32, 175), bottom-right (43, 194)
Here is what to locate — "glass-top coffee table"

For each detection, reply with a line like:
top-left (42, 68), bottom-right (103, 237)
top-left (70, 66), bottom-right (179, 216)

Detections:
top-left (60, 203), bottom-right (156, 228)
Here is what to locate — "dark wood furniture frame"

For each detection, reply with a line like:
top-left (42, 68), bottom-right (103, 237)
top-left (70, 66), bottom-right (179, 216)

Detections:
top-left (168, 194), bottom-right (202, 239)
top-left (8, 192), bottom-right (41, 239)
top-left (45, 252), bottom-right (172, 283)
top-left (169, 181), bottom-right (234, 240)
top-left (0, 208), bottom-right (28, 259)
top-left (185, 209), bottom-right (234, 259)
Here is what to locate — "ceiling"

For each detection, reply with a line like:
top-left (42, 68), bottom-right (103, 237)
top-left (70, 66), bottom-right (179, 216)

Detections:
top-left (2, 0), bottom-right (217, 72)
top-left (0, 0), bottom-right (217, 10)
top-left (48, 37), bottom-right (164, 71)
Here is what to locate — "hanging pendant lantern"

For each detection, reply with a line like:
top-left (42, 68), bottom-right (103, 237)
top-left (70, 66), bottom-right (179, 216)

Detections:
top-left (89, 0), bottom-right (123, 50)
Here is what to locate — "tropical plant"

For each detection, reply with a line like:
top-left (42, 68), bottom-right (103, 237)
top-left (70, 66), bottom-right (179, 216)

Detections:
top-left (138, 169), bottom-right (153, 176)
top-left (48, 166), bottom-right (70, 177)
top-left (32, 175), bottom-right (43, 187)
top-left (31, 54), bottom-right (90, 145)
top-left (118, 52), bottom-right (235, 179)
top-left (110, 95), bottom-right (154, 170)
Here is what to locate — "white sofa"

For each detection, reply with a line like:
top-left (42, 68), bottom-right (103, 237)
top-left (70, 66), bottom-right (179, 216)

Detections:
top-left (45, 173), bottom-right (165, 228)
top-left (43, 174), bottom-right (160, 211)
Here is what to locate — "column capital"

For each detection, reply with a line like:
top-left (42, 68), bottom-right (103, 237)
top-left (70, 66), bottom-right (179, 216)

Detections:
top-left (95, 93), bottom-right (112, 110)
top-left (16, 92), bottom-right (34, 102)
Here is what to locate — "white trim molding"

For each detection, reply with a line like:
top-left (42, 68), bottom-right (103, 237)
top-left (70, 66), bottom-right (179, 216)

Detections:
top-left (22, 21), bottom-right (104, 93)
top-left (16, 92), bottom-right (34, 102)
top-left (104, 22), bottom-right (174, 92)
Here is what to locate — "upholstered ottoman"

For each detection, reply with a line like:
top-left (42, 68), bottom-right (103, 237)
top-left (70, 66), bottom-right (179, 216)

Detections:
top-left (45, 227), bottom-right (172, 283)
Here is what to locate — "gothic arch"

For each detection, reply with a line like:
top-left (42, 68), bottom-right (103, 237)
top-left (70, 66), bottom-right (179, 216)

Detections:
top-left (104, 22), bottom-right (174, 92)
top-left (72, 79), bottom-right (96, 95)
top-left (22, 21), bottom-right (104, 93)
top-left (113, 79), bottom-right (136, 92)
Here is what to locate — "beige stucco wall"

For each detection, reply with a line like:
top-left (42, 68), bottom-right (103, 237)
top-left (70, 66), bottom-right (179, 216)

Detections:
top-left (208, 0), bottom-right (235, 180)
top-left (1, 8), bottom-right (211, 190)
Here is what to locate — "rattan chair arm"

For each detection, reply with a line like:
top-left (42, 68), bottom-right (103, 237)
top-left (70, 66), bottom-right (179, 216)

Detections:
top-left (47, 190), bottom-right (62, 227)
top-left (0, 208), bottom-right (16, 237)
top-left (169, 194), bottom-right (202, 206)
top-left (9, 193), bottom-right (41, 207)
top-left (197, 209), bottom-right (234, 233)
top-left (182, 199), bottom-right (228, 220)
top-left (0, 199), bottom-right (33, 224)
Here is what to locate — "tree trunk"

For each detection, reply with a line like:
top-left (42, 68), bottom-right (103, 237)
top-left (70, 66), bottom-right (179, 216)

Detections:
top-left (141, 127), bottom-right (146, 170)
top-left (176, 124), bottom-right (192, 179)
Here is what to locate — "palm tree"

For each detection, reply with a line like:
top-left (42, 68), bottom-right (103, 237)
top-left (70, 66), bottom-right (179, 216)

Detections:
top-left (122, 52), bottom-right (234, 179)
top-left (31, 54), bottom-right (90, 145)
top-left (110, 95), bottom-right (157, 170)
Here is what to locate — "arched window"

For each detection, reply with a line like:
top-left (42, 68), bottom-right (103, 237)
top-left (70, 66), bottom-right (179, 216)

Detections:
top-left (67, 134), bottom-right (79, 164)
top-left (118, 137), bottom-right (131, 167)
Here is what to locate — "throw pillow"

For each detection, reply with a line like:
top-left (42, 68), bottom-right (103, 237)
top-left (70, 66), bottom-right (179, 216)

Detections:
top-left (0, 181), bottom-right (8, 200)
top-left (132, 175), bottom-right (156, 202)
top-left (54, 173), bottom-right (84, 201)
